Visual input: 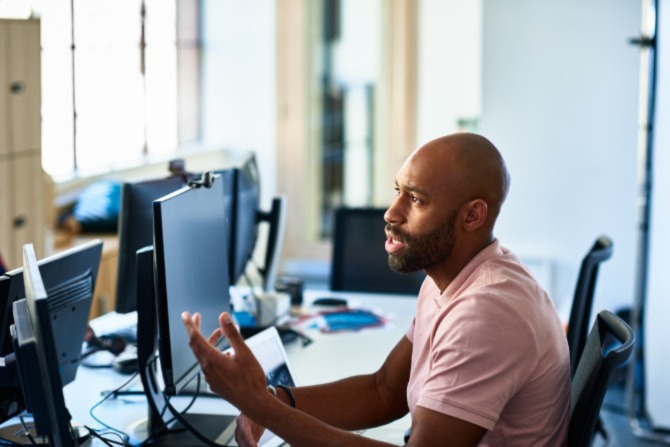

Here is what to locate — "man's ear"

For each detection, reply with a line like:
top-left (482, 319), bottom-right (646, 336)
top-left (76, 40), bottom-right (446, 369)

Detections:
top-left (462, 199), bottom-right (488, 231)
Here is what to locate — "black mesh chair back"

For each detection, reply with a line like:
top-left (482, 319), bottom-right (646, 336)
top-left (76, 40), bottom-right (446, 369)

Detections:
top-left (567, 235), bottom-right (613, 378)
top-left (569, 310), bottom-right (634, 447)
top-left (330, 207), bottom-right (425, 295)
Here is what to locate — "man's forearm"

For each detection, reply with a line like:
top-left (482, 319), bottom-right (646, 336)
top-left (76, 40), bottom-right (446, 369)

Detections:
top-left (265, 336), bottom-right (411, 432)
top-left (251, 392), bottom-right (399, 447)
top-left (286, 373), bottom-right (408, 430)
top-left (283, 336), bottom-right (412, 430)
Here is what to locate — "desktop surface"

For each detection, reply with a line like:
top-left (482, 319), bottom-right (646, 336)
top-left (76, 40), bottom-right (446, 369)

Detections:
top-left (56, 289), bottom-right (417, 446)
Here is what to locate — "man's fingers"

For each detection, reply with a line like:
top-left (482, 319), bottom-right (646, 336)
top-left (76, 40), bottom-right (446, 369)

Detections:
top-left (181, 311), bottom-right (211, 357)
top-left (208, 327), bottom-right (223, 345)
top-left (182, 311), bottom-right (196, 335)
top-left (219, 312), bottom-right (247, 352)
top-left (235, 415), bottom-right (260, 447)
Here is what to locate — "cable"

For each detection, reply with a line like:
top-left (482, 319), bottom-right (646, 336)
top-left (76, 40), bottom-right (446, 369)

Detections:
top-left (88, 371), bottom-right (139, 446)
top-left (18, 415), bottom-right (38, 446)
top-left (163, 400), bottom-right (232, 447)
top-left (82, 426), bottom-right (115, 447)
top-left (83, 425), bottom-right (131, 446)
top-left (161, 374), bottom-right (233, 447)
top-left (0, 419), bottom-right (34, 447)
top-left (137, 373), bottom-right (203, 446)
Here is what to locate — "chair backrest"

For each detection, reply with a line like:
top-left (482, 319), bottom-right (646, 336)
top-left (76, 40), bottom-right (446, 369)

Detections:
top-left (569, 310), bottom-right (634, 447)
top-left (330, 207), bottom-right (425, 294)
top-left (567, 235), bottom-right (613, 377)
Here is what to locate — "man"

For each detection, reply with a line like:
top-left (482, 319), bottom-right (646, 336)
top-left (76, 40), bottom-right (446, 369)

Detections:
top-left (183, 133), bottom-right (571, 446)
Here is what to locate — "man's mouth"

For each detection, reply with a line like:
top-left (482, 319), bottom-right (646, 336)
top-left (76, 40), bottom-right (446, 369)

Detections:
top-left (385, 235), bottom-right (406, 254)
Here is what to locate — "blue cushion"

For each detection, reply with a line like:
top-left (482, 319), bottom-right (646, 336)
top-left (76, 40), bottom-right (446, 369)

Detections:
top-left (72, 180), bottom-right (122, 232)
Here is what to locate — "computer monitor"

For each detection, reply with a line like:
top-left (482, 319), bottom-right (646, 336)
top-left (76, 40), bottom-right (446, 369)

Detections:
top-left (190, 168), bottom-right (237, 283)
top-left (8, 243), bottom-right (98, 446)
top-left (115, 175), bottom-right (186, 313)
top-left (331, 207), bottom-right (426, 295)
top-left (191, 154), bottom-right (284, 293)
top-left (231, 153), bottom-right (261, 285)
top-left (152, 174), bottom-right (232, 395)
top-left (0, 275), bottom-right (25, 426)
top-left (257, 195), bottom-right (287, 293)
top-left (0, 239), bottom-right (103, 379)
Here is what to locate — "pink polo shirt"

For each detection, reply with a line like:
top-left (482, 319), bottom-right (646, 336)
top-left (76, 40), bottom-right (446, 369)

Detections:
top-left (406, 240), bottom-right (570, 446)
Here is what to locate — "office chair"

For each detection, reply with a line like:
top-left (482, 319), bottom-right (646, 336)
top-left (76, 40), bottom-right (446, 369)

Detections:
top-left (567, 235), bottom-right (613, 378)
top-left (403, 309), bottom-right (633, 446)
top-left (330, 207), bottom-right (425, 295)
top-left (569, 310), bottom-right (635, 447)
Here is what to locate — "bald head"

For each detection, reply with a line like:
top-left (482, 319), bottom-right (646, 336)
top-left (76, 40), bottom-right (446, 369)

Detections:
top-left (408, 132), bottom-right (510, 223)
top-left (385, 133), bottom-right (510, 287)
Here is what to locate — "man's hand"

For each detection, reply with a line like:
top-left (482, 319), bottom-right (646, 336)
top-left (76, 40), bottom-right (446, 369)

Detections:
top-left (181, 311), bottom-right (269, 413)
top-left (235, 413), bottom-right (266, 447)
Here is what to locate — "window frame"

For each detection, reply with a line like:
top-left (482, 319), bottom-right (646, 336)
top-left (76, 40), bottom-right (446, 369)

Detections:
top-left (276, 0), bottom-right (419, 259)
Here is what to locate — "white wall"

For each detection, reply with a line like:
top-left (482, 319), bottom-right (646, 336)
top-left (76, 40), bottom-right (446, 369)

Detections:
top-left (201, 1), bottom-right (277, 210)
top-left (417, 0), bottom-right (482, 142)
top-left (476, 0), bottom-right (641, 314)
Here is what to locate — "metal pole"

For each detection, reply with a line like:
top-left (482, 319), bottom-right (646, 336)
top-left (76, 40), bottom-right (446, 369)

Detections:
top-left (626, 0), bottom-right (665, 442)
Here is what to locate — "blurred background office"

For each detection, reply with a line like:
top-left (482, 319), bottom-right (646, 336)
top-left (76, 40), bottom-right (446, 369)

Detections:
top-left (1, 0), bottom-right (651, 313)
top-left (3, 0), bottom-right (670, 442)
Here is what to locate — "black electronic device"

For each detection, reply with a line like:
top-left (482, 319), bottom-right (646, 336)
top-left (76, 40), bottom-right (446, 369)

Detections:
top-left (256, 195), bottom-right (287, 293)
top-left (115, 175), bottom-right (186, 314)
top-left (231, 153), bottom-right (261, 285)
top-left (152, 173), bottom-right (233, 395)
top-left (331, 207), bottom-right (426, 295)
top-left (0, 239), bottom-right (101, 431)
top-left (192, 154), bottom-right (286, 293)
top-left (82, 325), bottom-right (127, 358)
top-left (0, 275), bottom-right (24, 426)
top-left (189, 168), bottom-right (237, 284)
top-left (313, 297), bottom-right (348, 307)
top-left (123, 173), bottom-right (237, 445)
top-left (7, 243), bottom-right (98, 446)
top-left (0, 239), bottom-right (103, 380)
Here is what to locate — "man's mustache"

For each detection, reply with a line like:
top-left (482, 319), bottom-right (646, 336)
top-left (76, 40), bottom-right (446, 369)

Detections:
top-left (385, 223), bottom-right (412, 243)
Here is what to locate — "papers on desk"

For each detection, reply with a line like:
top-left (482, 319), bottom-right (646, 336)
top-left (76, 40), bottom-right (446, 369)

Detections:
top-left (294, 307), bottom-right (388, 333)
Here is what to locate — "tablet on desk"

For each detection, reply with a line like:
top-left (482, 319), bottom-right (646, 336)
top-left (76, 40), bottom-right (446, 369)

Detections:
top-left (218, 326), bottom-right (299, 447)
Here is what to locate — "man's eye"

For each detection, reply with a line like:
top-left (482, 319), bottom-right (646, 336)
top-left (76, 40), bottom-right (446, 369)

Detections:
top-left (394, 187), bottom-right (400, 196)
top-left (411, 195), bottom-right (420, 203)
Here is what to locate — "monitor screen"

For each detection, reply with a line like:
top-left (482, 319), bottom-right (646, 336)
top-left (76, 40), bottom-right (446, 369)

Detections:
top-left (153, 175), bottom-right (232, 395)
top-left (116, 176), bottom-right (186, 313)
top-left (231, 153), bottom-right (261, 285)
top-left (331, 207), bottom-right (426, 295)
top-left (9, 243), bottom-right (96, 446)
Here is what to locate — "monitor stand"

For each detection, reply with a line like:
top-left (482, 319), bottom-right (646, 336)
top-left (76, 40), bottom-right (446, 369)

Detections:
top-left (0, 423), bottom-right (91, 446)
top-left (126, 413), bottom-right (236, 446)
top-left (127, 247), bottom-right (236, 447)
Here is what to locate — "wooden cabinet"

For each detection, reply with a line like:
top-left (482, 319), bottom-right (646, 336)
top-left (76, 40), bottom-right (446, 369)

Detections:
top-left (0, 19), bottom-right (49, 270)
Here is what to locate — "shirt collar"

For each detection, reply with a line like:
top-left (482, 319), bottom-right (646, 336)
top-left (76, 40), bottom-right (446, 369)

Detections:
top-left (435, 238), bottom-right (503, 307)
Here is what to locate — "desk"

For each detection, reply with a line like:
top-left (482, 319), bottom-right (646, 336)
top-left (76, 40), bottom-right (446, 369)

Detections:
top-left (63, 289), bottom-right (417, 445)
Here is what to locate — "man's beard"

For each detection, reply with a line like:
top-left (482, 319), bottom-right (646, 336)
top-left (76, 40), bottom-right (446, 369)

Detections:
top-left (387, 211), bottom-right (457, 274)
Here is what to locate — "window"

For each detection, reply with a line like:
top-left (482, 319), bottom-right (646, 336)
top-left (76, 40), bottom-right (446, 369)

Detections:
top-left (40, 0), bottom-right (197, 180)
top-left (277, 0), bottom-right (418, 258)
